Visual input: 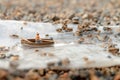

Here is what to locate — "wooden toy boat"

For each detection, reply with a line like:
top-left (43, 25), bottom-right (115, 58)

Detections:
top-left (21, 38), bottom-right (54, 47)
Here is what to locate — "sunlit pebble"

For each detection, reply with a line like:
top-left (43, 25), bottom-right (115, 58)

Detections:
top-left (82, 14), bottom-right (88, 19)
top-left (60, 72), bottom-right (69, 78)
top-left (13, 77), bottom-right (24, 80)
top-left (65, 28), bottom-right (73, 32)
top-left (0, 69), bottom-right (8, 79)
top-left (74, 30), bottom-right (81, 36)
top-left (96, 35), bottom-right (104, 41)
top-left (72, 17), bottom-right (79, 24)
top-left (89, 70), bottom-right (100, 80)
top-left (25, 70), bottom-right (40, 80)
top-left (45, 71), bottom-right (57, 80)
top-left (48, 70), bottom-right (55, 74)
top-left (10, 55), bottom-right (19, 61)
top-left (108, 46), bottom-right (119, 55)
top-left (38, 68), bottom-right (45, 76)
top-left (114, 72), bottom-right (120, 80)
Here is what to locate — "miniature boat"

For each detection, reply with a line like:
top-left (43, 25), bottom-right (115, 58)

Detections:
top-left (21, 38), bottom-right (54, 47)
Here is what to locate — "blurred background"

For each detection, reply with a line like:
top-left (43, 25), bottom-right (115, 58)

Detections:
top-left (0, 0), bottom-right (120, 23)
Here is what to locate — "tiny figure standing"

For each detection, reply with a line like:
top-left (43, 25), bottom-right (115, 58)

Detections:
top-left (35, 32), bottom-right (41, 43)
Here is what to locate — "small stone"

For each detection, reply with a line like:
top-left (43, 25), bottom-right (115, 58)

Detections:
top-left (62, 24), bottom-right (67, 30)
top-left (35, 49), bottom-right (39, 52)
top-left (48, 70), bottom-right (55, 75)
top-left (0, 54), bottom-right (6, 59)
top-left (25, 70), bottom-right (40, 80)
top-left (72, 17), bottom-right (79, 24)
top-left (117, 33), bottom-right (120, 36)
top-left (0, 69), bottom-right (8, 80)
top-left (20, 27), bottom-right (23, 30)
top-left (38, 69), bottom-right (45, 76)
top-left (78, 38), bottom-right (84, 43)
top-left (10, 55), bottom-right (19, 61)
top-left (52, 16), bottom-right (60, 21)
top-left (113, 72), bottom-right (120, 80)
top-left (14, 77), bottom-right (24, 80)
top-left (96, 35), bottom-right (104, 41)
top-left (74, 30), bottom-right (81, 36)
top-left (61, 58), bottom-right (70, 66)
top-left (56, 28), bottom-right (63, 33)
top-left (68, 13), bottom-right (75, 20)
top-left (89, 70), bottom-right (100, 80)
top-left (108, 47), bottom-right (119, 55)
top-left (107, 55), bottom-right (112, 59)
top-left (82, 14), bottom-right (88, 19)
top-left (47, 62), bottom-right (55, 67)
top-left (65, 28), bottom-right (73, 32)
top-left (10, 34), bottom-right (19, 38)
top-left (103, 27), bottom-right (112, 32)
top-left (58, 72), bottom-right (71, 80)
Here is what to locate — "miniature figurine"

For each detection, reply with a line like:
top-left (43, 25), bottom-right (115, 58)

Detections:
top-left (35, 32), bottom-right (41, 44)
top-left (21, 33), bottom-right (54, 47)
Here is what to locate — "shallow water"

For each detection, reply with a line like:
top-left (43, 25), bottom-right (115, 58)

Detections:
top-left (0, 20), bottom-right (120, 69)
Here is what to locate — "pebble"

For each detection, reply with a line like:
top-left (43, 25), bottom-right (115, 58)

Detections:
top-left (0, 69), bottom-right (8, 79)
top-left (0, 53), bottom-right (6, 59)
top-left (108, 46), bottom-right (119, 55)
top-left (47, 62), bottom-right (55, 67)
top-left (10, 55), bottom-right (19, 61)
top-left (96, 35), bottom-right (104, 41)
top-left (72, 17), bottom-right (79, 24)
top-left (78, 37), bottom-right (84, 43)
top-left (25, 70), bottom-right (40, 80)
top-left (10, 34), bottom-right (19, 38)
top-left (114, 72), bottom-right (120, 80)
top-left (61, 58), bottom-right (70, 66)
top-left (0, 46), bottom-right (5, 51)
top-left (35, 49), bottom-right (39, 52)
top-left (52, 16), bottom-right (60, 21)
top-left (38, 69), bottom-right (45, 76)
top-left (107, 55), bottom-right (112, 59)
top-left (56, 28), bottom-right (63, 33)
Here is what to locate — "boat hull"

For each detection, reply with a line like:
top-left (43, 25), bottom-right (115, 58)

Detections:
top-left (21, 39), bottom-right (54, 47)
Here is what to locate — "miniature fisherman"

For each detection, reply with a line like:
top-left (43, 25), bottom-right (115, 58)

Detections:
top-left (35, 32), bottom-right (42, 43)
